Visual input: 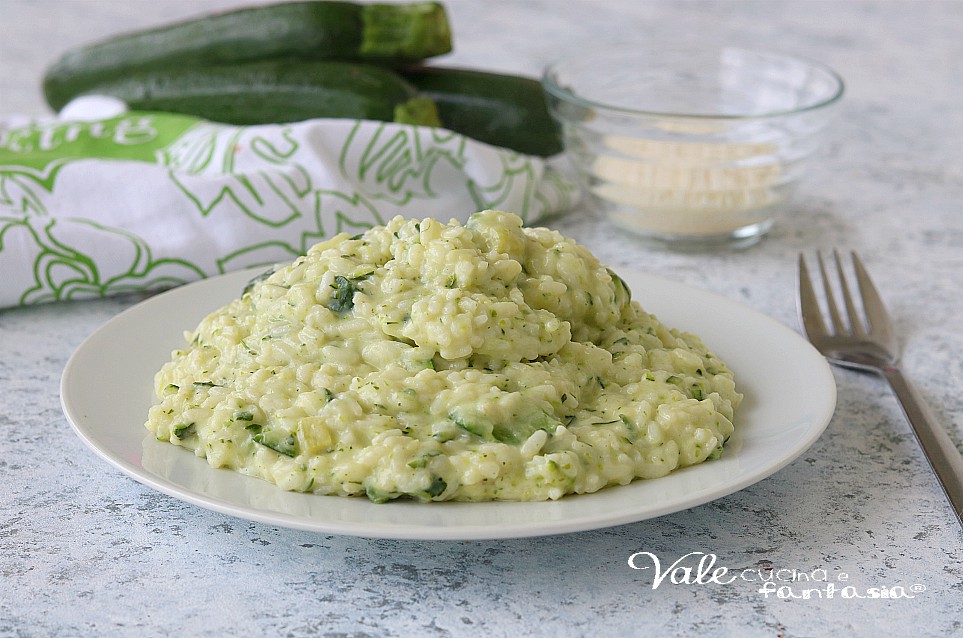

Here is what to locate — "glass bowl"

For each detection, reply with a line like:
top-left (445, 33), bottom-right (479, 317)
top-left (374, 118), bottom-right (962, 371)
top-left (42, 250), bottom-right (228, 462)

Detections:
top-left (543, 46), bottom-right (844, 250)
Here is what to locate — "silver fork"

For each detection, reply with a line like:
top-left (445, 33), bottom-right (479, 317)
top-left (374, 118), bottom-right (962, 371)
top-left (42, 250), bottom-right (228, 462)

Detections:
top-left (799, 250), bottom-right (963, 526)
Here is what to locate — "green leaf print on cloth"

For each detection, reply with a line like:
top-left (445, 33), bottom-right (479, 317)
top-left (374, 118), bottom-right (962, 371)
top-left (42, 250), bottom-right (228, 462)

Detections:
top-left (0, 112), bottom-right (578, 309)
top-left (0, 214), bottom-right (204, 305)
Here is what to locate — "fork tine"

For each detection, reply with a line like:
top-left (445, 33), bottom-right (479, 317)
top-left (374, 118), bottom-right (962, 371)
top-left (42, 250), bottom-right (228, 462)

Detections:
top-left (816, 251), bottom-right (847, 334)
top-left (851, 251), bottom-right (897, 350)
top-left (798, 254), bottom-right (828, 338)
top-left (834, 250), bottom-right (867, 337)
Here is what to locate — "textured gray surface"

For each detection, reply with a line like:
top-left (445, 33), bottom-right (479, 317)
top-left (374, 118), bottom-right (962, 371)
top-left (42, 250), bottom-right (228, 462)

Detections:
top-left (2, 1), bottom-right (962, 636)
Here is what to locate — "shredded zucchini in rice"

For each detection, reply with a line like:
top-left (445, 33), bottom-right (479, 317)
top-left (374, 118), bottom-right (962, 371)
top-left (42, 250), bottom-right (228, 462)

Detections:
top-left (146, 210), bottom-right (741, 502)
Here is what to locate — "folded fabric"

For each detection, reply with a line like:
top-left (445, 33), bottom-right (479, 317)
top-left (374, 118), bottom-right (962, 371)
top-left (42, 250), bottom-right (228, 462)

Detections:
top-left (0, 109), bottom-right (577, 309)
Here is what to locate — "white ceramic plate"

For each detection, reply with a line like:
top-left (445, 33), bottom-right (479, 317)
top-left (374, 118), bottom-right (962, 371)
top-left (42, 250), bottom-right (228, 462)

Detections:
top-left (61, 268), bottom-right (836, 540)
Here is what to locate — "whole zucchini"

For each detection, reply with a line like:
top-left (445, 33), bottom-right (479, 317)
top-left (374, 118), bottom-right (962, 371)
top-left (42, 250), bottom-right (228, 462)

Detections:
top-left (399, 66), bottom-right (563, 157)
top-left (43, 1), bottom-right (452, 111)
top-left (70, 61), bottom-right (442, 127)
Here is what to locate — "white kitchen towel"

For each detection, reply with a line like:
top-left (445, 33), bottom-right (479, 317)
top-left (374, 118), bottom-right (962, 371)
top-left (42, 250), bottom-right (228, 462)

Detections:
top-left (0, 109), bottom-right (577, 309)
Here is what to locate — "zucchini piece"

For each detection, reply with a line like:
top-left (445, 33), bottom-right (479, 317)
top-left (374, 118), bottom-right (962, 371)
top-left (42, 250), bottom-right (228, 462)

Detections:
top-left (63, 61), bottom-right (441, 127)
top-left (173, 422), bottom-right (195, 440)
top-left (43, 1), bottom-right (452, 111)
top-left (606, 267), bottom-right (632, 304)
top-left (449, 406), bottom-right (560, 445)
top-left (424, 476), bottom-right (447, 498)
top-left (327, 274), bottom-right (365, 314)
top-left (242, 266), bottom-right (275, 296)
top-left (365, 484), bottom-right (397, 503)
top-left (252, 429), bottom-right (299, 458)
top-left (399, 66), bottom-right (564, 156)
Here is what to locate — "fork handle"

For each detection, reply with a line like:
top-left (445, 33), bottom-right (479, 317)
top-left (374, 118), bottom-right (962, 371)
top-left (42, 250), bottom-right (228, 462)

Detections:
top-left (883, 366), bottom-right (963, 526)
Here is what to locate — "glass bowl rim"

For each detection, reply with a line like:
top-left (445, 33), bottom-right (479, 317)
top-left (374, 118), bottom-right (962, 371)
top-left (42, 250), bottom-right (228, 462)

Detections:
top-left (542, 46), bottom-right (845, 121)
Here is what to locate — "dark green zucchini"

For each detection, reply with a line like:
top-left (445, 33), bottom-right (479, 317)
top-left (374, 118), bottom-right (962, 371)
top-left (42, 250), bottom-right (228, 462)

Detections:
top-left (68, 60), bottom-right (442, 127)
top-left (399, 66), bottom-right (564, 156)
top-left (43, 1), bottom-right (452, 111)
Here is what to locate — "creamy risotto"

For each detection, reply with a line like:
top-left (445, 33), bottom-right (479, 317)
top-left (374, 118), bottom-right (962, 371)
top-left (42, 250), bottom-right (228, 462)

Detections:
top-left (146, 210), bottom-right (741, 502)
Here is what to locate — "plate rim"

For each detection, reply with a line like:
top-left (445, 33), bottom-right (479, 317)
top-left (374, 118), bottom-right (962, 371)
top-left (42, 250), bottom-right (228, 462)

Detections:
top-left (60, 267), bottom-right (836, 540)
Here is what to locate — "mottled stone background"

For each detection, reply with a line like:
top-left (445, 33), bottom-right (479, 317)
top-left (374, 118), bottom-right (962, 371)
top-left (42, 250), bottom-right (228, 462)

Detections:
top-left (1, 1), bottom-right (961, 636)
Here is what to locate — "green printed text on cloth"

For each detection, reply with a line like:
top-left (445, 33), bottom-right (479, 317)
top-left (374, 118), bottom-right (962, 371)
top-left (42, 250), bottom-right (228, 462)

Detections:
top-left (0, 113), bottom-right (577, 309)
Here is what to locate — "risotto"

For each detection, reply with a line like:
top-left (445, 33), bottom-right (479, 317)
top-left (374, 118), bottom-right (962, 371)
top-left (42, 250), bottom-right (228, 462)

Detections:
top-left (145, 210), bottom-right (741, 502)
